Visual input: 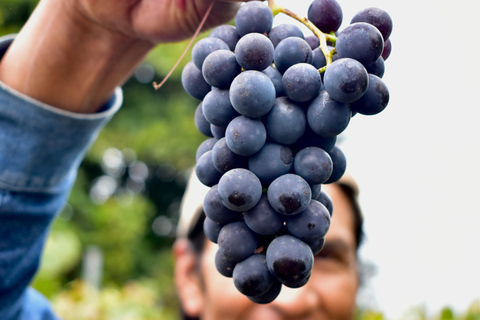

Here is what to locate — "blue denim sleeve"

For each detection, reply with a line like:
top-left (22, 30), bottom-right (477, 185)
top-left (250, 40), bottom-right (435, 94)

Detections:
top-left (0, 34), bottom-right (123, 320)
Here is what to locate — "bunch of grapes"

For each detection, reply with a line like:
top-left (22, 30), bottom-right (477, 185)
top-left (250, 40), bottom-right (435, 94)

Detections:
top-left (181, 0), bottom-right (393, 304)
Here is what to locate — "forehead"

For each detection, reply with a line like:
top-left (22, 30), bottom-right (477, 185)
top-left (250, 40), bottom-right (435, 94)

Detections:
top-left (322, 184), bottom-right (356, 247)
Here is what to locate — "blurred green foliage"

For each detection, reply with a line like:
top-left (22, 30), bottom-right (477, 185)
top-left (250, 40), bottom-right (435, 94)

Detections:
top-left (2, 2), bottom-right (480, 320)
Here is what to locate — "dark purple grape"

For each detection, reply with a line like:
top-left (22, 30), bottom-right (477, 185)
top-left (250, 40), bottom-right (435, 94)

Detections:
top-left (350, 74), bottom-right (389, 115)
top-left (202, 49), bottom-right (241, 89)
top-left (292, 126), bottom-right (337, 153)
top-left (264, 97), bottom-right (306, 145)
top-left (365, 57), bottom-right (385, 78)
top-left (202, 89), bottom-right (239, 127)
top-left (274, 37), bottom-right (313, 74)
top-left (181, 61), bottom-right (211, 100)
top-left (244, 194), bottom-right (285, 236)
top-left (235, 33), bottom-right (274, 71)
top-left (285, 199), bottom-right (331, 242)
top-left (293, 147), bottom-right (333, 185)
top-left (351, 7), bottom-right (393, 41)
top-left (262, 66), bottom-right (286, 97)
top-left (196, 138), bottom-right (217, 162)
top-left (336, 22), bottom-right (384, 67)
top-left (212, 137), bottom-right (247, 173)
top-left (230, 71), bottom-right (275, 118)
top-left (267, 174), bottom-right (311, 215)
top-left (217, 168), bottom-right (263, 212)
top-left (323, 58), bottom-right (369, 103)
top-left (194, 102), bottom-right (213, 137)
top-left (235, 1), bottom-right (273, 36)
top-left (307, 0), bottom-right (343, 33)
top-left (210, 124), bottom-right (226, 139)
top-left (195, 150), bottom-right (222, 187)
top-left (268, 24), bottom-right (305, 48)
top-left (218, 220), bottom-right (259, 262)
top-left (191, 37), bottom-right (229, 70)
top-left (305, 34), bottom-right (320, 50)
top-left (225, 116), bottom-right (266, 156)
top-left (233, 253), bottom-right (274, 296)
top-left (215, 249), bottom-right (237, 277)
top-left (247, 279), bottom-right (282, 304)
top-left (210, 25), bottom-right (241, 51)
top-left (248, 142), bottom-right (293, 184)
top-left (204, 216), bottom-right (224, 243)
top-left (266, 235), bottom-right (314, 288)
top-left (311, 183), bottom-right (322, 199)
top-left (324, 146), bottom-right (346, 184)
top-left (305, 237), bottom-right (325, 255)
top-left (307, 90), bottom-right (351, 138)
top-left (382, 38), bottom-right (392, 61)
top-left (282, 63), bottom-right (322, 103)
top-left (316, 190), bottom-right (333, 216)
top-left (203, 184), bottom-right (244, 224)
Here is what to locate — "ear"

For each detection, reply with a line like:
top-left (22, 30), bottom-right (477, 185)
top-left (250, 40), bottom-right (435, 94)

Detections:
top-left (173, 239), bottom-right (205, 317)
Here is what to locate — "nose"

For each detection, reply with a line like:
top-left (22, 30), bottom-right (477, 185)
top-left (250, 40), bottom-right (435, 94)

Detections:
top-left (269, 280), bottom-right (320, 317)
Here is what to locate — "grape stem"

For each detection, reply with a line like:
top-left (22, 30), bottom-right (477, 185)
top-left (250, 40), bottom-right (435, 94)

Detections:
top-left (268, 1), bottom-right (337, 73)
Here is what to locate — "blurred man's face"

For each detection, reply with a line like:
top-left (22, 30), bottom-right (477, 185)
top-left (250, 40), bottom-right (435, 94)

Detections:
top-left (175, 183), bottom-right (359, 320)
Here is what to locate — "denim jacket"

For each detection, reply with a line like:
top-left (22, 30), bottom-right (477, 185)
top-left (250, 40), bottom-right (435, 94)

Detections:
top-left (0, 34), bottom-right (122, 319)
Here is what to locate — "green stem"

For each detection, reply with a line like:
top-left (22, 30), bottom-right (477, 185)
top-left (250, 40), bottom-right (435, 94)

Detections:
top-left (269, 3), bottom-right (337, 71)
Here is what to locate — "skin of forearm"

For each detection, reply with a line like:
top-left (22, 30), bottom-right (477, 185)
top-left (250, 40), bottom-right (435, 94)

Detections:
top-left (0, 0), bottom-right (154, 113)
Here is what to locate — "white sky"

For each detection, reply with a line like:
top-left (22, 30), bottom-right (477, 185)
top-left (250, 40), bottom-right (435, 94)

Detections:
top-left (274, 0), bottom-right (480, 318)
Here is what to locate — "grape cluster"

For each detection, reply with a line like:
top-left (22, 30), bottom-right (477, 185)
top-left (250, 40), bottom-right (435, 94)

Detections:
top-left (182, 0), bottom-right (393, 304)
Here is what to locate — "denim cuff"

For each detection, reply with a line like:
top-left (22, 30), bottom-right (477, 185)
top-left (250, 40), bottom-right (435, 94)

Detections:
top-left (0, 34), bottom-right (122, 193)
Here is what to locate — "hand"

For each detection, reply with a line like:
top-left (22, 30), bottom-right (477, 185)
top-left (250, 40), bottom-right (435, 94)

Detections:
top-left (0, 0), bottom-right (247, 113)
top-left (70, 0), bottom-right (245, 44)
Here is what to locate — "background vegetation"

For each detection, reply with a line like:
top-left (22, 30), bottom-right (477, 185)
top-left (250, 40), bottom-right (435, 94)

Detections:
top-left (1, 1), bottom-right (478, 319)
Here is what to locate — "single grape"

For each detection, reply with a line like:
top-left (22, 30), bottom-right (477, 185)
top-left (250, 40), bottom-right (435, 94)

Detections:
top-left (181, 61), bottom-right (211, 100)
top-left (292, 126), bottom-right (337, 153)
top-left (315, 190), bottom-right (333, 216)
top-left (211, 137), bottom-right (247, 173)
top-left (293, 147), bottom-right (333, 185)
top-left (204, 216), bottom-right (223, 243)
top-left (285, 199), bottom-right (331, 242)
top-left (336, 22), bottom-right (384, 67)
top-left (305, 34), bottom-right (320, 50)
top-left (307, 90), bottom-right (351, 138)
top-left (191, 37), bottom-right (229, 70)
top-left (244, 194), bottom-right (285, 236)
top-left (262, 66), bottom-right (286, 97)
top-left (266, 235), bottom-right (314, 288)
top-left (268, 24), bottom-right (305, 48)
top-left (203, 184), bottom-right (244, 224)
top-left (196, 138), bottom-right (217, 162)
top-left (247, 279), bottom-right (282, 304)
top-left (351, 7), bottom-right (393, 41)
top-left (215, 249), bottom-right (237, 277)
top-left (195, 150), bottom-right (222, 187)
top-left (267, 174), bottom-right (312, 215)
top-left (324, 145), bottom-right (347, 184)
top-left (218, 220), bottom-right (259, 262)
top-left (365, 56), bottom-right (385, 78)
top-left (382, 38), bottom-right (392, 61)
top-left (229, 71), bottom-right (276, 118)
top-left (209, 25), bottom-right (241, 51)
top-left (307, 0), bottom-right (343, 33)
top-left (311, 183), bottom-right (322, 199)
top-left (233, 253), bottom-right (274, 297)
top-left (202, 50), bottom-right (241, 89)
top-left (235, 33), bottom-right (274, 71)
top-left (305, 237), bottom-right (325, 255)
top-left (323, 58), bottom-right (369, 103)
top-left (202, 89), bottom-right (239, 127)
top-left (264, 97), bottom-right (306, 145)
top-left (217, 168), bottom-right (263, 212)
top-left (210, 124), bottom-right (226, 139)
top-left (194, 102), bottom-right (213, 137)
top-left (235, 1), bottom-right (273, 36)
top-left (225, 116), bottom-right (266, 156)
top-left (274, 37), bottom-right (313, 74)
top-left (248, 142), bottom-right (293, 184)
top-left (282, 63), bottom-right (322, 102)
top-left (350, 74), bottom-right (389, 115)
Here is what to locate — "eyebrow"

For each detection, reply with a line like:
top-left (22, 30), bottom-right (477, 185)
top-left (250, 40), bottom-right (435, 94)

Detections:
top-left (320, 238), bottom-right (353, 255)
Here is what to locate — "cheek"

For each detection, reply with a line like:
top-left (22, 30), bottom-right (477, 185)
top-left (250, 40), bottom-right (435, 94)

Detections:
top-left (311, 267), bottom-right (359, 319)
top-left (200, 244), bottom-right (253, 319)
